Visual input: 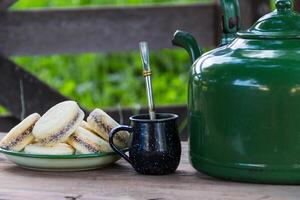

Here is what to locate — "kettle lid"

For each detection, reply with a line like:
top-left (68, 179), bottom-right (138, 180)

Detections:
top-left (237, 0), bottom-right (300, 39)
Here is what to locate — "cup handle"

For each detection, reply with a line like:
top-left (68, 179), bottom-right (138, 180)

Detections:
top-left (109, 125), bottom-right (133, 165)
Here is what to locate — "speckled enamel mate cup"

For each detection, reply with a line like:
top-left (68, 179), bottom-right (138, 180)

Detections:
top-left (109, 113), bottom-right (181, 175)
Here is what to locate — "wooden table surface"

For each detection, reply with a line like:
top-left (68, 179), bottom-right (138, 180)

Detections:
top-left (0, 136), bottom-right (300, 200)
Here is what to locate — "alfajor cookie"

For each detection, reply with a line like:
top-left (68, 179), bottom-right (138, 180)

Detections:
top-left (67, 127), bottom-right (112, 154)
top-left (87, 109), bottom-right (129, 147)
top-left (32, 101), bottom-right (84, 146)
top-left (0, 113), bottom-right (40, 151)
top-left (24, 143), bottom-right (74, 155)
top-left (80, 120), bottom-right (96, 133)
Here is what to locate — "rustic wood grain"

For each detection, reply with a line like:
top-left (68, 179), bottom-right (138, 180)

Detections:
top-left (295, 0), bottom-right (300, 12)
top-left (0, 116), bottom-right (20, 132)
top-left (0, 132), bottom-right (298, 200)
top-left (0, 0), bottom-right (17, 10)
top-left (0, 55), bottom-right (68, 119)
top-left (239, 0), bottom-right (271, 29)
top-left (251, 0), bottom-right (271, 22)
top-left (0, 4), bottom-right (215, 56)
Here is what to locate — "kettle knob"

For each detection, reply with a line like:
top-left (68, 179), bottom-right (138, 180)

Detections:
top-left (276, 0), bottom-right (293, 12)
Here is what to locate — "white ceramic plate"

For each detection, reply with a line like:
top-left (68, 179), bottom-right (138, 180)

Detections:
top-left (0, 148), bottom-right (123, 171)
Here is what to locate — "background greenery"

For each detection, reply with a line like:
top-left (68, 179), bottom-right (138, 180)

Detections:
top-left (2, 0), bottom-right (213, 114)
top-left (11, 0), bottom-right (211, 9)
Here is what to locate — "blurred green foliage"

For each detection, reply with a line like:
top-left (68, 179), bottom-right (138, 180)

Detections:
top-left (4, 0), bottom-right (212, 114)
top-left (11, 0), bottom-right (211, 9)
top-left (13, 50), bottom-right (191, 110)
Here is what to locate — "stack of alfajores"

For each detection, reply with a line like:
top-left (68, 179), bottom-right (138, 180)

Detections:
top-left (0, 101), bottom-right (129, 155)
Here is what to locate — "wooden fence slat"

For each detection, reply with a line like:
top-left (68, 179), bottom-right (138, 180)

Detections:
top-left (295, 0), bottom-right (300, 12)
top-left (0, 116), bottom-right (20, 132)
top-left (239, 0), bottom-right (271, 29)
top-left (0, 55), bottom-right (68, 119)
top-left (0, 4), bottom-right (215, 56)
top-left (0, 0), bottom-right (17, 10)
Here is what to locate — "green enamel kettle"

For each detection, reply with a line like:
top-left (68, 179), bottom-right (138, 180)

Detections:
top-left (173, 0), bottom-right (300, 184)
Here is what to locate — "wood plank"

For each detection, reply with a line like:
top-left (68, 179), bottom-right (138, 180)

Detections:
top-left (0, 0), bottom-right (17, 10)
top-left (251, 0), bottom-right (271, 21)
top-left (239, 0), bottom-right (256, 29)
top-left (0, 55), bottom-right (68, 119)
top-left (0, 139), bottom-right (299, 200)
top-left (213, 0), bottom-right (222, 45)
top-left (295, 0), bottom-right (300, 12)
top-left (239, 0), bottom-right (271, 29)
top-left (0, 116), bottom-right (20, 132)
top-left (0, 4), bottom-right (215, 56)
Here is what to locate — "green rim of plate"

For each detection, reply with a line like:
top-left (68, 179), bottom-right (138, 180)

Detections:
top-left (0, 147), bottom-right (128, 159)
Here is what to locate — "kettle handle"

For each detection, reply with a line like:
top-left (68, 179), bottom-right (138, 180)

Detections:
top-left (221, 0), bottom-right (241, 33)
top-left (219, 0), bottom-right (241, 45)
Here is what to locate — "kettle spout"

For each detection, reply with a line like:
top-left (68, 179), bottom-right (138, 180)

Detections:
top-left (172, 30), bottom-right (203, 64)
